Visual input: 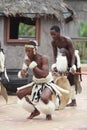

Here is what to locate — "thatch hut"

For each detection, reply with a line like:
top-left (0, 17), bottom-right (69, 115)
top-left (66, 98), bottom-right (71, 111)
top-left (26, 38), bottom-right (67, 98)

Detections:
top-left (0, 0), bottom-right (76, 68)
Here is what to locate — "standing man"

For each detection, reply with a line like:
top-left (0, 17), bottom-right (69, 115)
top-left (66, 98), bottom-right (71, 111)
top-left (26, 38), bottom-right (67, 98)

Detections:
top-left (50, 25), bottom-right (79, 107)
top-left (17, 40), bottom-right (68, 120)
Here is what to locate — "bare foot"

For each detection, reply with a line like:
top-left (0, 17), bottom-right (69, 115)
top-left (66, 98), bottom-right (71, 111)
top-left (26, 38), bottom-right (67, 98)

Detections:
top-left (66, 100), bottom-right (77, 107)
top-left (46, 114), bottom-right (52, 120)
top-left (66, 102), bottom-right (77, 107)
top-left (27, 109), bottom-right (40, 119)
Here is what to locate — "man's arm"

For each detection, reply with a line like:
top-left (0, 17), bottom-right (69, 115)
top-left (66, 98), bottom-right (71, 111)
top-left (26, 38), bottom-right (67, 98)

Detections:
top-left (18, 55), bottom-right (30, 78)
top-left (51, 42), bottom-right (57, 62)
top-left (68, 39), bottom-right (75, 66)
top-left (67, 39), bottom-right (76, 72)
top-left (33, 56), bottom-right (49, 78)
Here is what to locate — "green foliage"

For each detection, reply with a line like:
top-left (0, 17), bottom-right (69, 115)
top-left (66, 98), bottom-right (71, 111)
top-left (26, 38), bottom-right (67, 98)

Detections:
top-left (18, 23), bottom-right (35, 38)
top-left (78, 22), bottom-right (87, 37)
top-left (73, 40), bottom-right (87, 64)
top-left (74, 22), bottom-right (87, 63)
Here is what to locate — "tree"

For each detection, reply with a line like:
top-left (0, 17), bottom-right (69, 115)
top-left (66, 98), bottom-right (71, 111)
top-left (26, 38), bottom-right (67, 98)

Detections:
top-left (77, 22), bottom-right (87, 63)
top-left (78, 22), bottom-right (87, 37)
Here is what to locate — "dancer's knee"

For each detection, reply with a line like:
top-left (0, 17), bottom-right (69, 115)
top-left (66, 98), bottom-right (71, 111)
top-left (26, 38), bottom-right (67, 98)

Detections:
top-left (40, 95), bottom-right (49, 104)
top-left (40, 88), bottom-right (52, 104)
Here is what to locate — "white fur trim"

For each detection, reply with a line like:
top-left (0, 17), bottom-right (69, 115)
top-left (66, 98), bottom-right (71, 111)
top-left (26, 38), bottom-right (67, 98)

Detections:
top-left (36, 100), bottom-right (55, 115)
top-left (17, 97), bottom-right (35, 113)
top-left (25, 40), bottom-right (38, 50)
top-left (18, 71), bottom-right (23, 79)
top-left (33, 40), bottom-right (38, 46)
top-left (51, 63), bottom-right (56, 71)
top-left (33, 72), bottom-right (53, 83)
top-left (25, 45), bottom-right (35, 48)
top-left (70, 64), bottom-right (76, 72)
top-left (72, 64), bottom-right (76, 70)
top-left (0, 51), bottom-right (5, 72)
top-left (29, 61), bottom-right (37, 70)
top-left (33, 40), bottom-right (38, 50)
top-left (75, 50), bottom-right (81, 68)
top-left (25, 45), bottom-right (38, 51)
top-left (24, 55), bottom-right (29, 60)
top-left (22, 63), bottom-right (28, 70)
top-left (56, 55), bottom-right (68, 72)
top-left (4, 68), bottom-right (9, 82)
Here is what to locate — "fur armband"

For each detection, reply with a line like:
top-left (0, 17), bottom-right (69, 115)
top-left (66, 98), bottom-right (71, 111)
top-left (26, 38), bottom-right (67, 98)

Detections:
top-left (18, 71), bottom-right (23, 79)
top-left (51, 63), bottom-right (56, 71)
top-left (72, 64), bottom-right (76, 71)
top-left (75, 50), bottom-right (81, 68)
top-left (22, 63), bottom-right (28, 70)
top-left (29, 61), bottom-right (37, 70)
top-left (24, 55), bottom-right (29, 60)
top-left (70, 64), bottom-right (76, 72)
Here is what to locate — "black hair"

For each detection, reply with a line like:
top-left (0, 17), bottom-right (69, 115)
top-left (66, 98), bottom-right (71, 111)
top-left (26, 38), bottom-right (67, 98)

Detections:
top-left (28, 41), bottom-right (37, 46)
top-left (50, 25), bottom-right (60, 33)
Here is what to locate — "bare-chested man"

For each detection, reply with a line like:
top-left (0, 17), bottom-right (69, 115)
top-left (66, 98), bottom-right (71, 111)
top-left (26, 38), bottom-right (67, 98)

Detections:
top-left (17, 40), bottom-right (68, 120)
top-left (50, 25), bottom-right (81, 107)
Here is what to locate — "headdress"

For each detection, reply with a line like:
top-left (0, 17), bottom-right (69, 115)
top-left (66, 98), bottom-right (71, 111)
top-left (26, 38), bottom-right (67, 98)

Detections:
top-left (25, 40), bottom-right (38, 54)
top-left (25, 40), bottom-right (38, 49)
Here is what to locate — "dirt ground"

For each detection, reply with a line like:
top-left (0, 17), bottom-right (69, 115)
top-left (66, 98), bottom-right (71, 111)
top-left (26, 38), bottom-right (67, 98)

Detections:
top-left (0, 72), bottom-right (87, 130)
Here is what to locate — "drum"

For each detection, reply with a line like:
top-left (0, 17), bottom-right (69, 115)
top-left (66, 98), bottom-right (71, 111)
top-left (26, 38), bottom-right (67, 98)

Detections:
top-left (54, 76), bottom-right (71, 110)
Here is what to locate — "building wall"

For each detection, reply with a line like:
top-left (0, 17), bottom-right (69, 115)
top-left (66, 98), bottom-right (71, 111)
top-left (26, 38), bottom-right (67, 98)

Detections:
top-left (64, 0), bottom-right (87, 37)
top-left (38, 17), bottom-right (61, 68)
top-left (0, 16), bottom-right (61, 69)
top-left (0, 0), bottom-right (87, 69)
top-left (0, 17), bottom-right (5, 48)
top-left (65, 0), bottom-right (87, 22)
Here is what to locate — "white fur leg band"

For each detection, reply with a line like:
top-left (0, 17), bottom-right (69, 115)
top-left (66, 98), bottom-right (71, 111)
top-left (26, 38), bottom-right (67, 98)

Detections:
top-left (18, 71), bottom-right (23, 79)
top-left (36, 100), bottom-right (55, 115)
top-left (17, 97), bottom-right (35, 113)
top-left (29, 61), bottom-right (37, 69)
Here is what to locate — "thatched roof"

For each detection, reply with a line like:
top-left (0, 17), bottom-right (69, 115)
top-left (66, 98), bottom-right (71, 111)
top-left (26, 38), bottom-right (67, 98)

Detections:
top-left (0, 0), bottom-right (76, 22)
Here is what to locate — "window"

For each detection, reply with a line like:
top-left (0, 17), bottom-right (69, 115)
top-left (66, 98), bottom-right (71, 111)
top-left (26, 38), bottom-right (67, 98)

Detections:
top-left (7, 16), bottom-right (40, 44)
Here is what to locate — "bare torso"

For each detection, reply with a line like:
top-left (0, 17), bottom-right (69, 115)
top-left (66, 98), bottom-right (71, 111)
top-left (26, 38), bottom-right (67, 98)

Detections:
top-left (52, 36), bottom-right (75, 67)
top-left (30, 53), bottom-right (49, 78)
